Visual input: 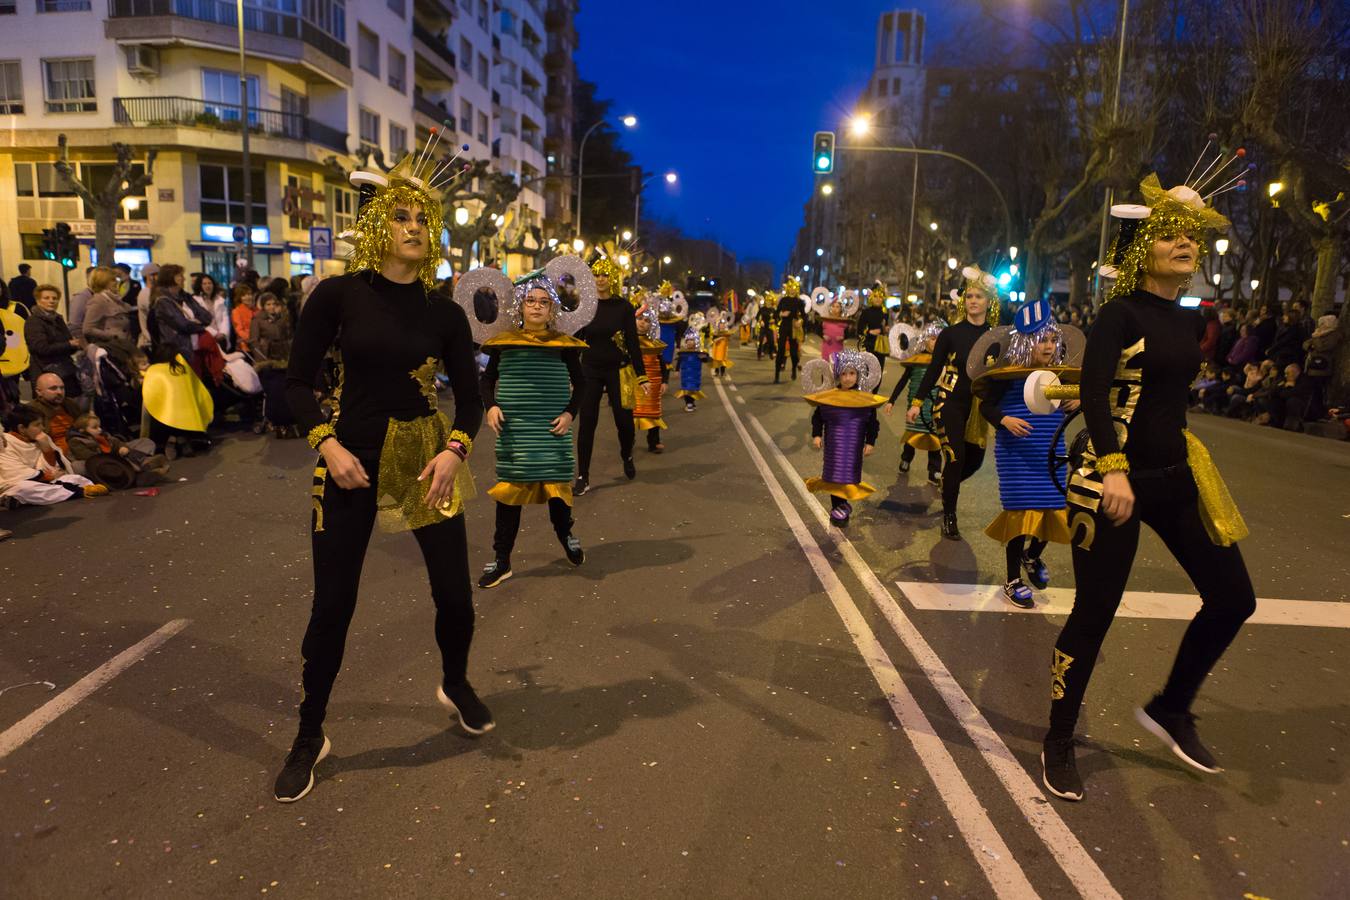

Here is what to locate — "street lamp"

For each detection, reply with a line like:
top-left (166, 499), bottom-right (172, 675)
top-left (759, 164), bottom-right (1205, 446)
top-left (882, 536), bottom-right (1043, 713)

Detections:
top-left (915, 269), bottom-right (924, 280)
top-left (816, 248), bottom-right (824, 257)
top-left (1215, 238), bottom-right (1229, 255)
top-left (664, 171), bottom-right (678, 185)
top-left (1250, 278), bottom-right (1260, 291)
top-left (572, 237), bottom-right (585, 253)
top-left (947, 257), bottom-right (958, 270)
top-left (659, 255), bottom-right (671, 278)
top-left (821, 183), bottom-right (834, 196)
top-left (454, 207), bottom-right (470, 226)
top-left (633, 169), bottom-right (678, 241)
top-left (576, 114), bottom-right (638, 237)
top-left (929, 221), bottom-right (938, 231)
top-left (848, 115), bottom-right (872, 137)
top-left (1010, 263), bottom-right (1019, 276)
top-left (1267, 182), bottom-right (1284, 198)
top-left (547, 237), bottom-right (558, 248)
top-left (621, 229), bottom-right (633, 241)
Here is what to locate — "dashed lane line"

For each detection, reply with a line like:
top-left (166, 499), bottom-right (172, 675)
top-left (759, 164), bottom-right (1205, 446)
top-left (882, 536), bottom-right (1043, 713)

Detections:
top-left (0, 619), bottom-right (191, 759)
top-left (730, 394), bottom-right (1121, 900)
top-left (713, 379), bottom-right (1040, 899)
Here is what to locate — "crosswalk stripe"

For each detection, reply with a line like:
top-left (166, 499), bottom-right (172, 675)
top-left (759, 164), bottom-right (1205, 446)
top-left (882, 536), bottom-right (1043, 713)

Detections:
top-left (897, 583), bottom-right (1350, 628)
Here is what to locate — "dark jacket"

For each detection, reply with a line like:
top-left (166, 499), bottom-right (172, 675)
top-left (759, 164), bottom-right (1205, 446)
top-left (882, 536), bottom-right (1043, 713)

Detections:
top-left (153, 291), bottom-right (212, 359)
top-left (250, 311), bottom-right (293, 367)
top-left (23, 308), bottom-right (77, 383)
top-left (1267, 323), bottom-right (1304, 368)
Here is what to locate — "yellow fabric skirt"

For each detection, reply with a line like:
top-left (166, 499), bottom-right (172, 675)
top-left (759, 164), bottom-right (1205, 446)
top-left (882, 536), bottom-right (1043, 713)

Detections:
top-left (676, 390), bottom-right (706, 400)
top-left (376, 411), bottom-right (476, 532)
top-left (984, 508), bottom-right (1072, 544)
top-left (141, 356), bottom-right (214, 434)
top-left (964, 405), bottom-right (989, 448)
top-left (804, 477), bottom-right (875, 500)
top-left (488, 480), bottom-right (573, 507)
top-left (635, 416), bottom-right (667, 431)
top-left (904, 431), bottom-right (941, 451)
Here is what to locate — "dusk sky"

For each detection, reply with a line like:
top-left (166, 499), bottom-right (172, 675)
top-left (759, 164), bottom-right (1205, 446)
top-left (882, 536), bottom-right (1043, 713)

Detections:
top-left (574, 2), bottom-right (963, 274)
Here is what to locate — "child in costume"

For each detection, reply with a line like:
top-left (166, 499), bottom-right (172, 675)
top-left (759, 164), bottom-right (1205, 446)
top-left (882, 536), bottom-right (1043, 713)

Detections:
top-left (884, 319), bottom-right (946, 485)
top-left (708, 308), bottom-right (734, 376)
top-left (756, 292), bottom-right (778, 361)
top-left (972, 298), bottom-right (1084, 608)
top-left (802, 350), bottom-right (885, 527)
top-left (819, 298), bottom-right (849, 363)
top-left (472, 257), bottom-right (597, 589)
top-left (632, 297), bottom-right (670, 453)
top-left (655, 281), bottom-right (687, 368)
top-left (675, 329), bottom-right (707, 411)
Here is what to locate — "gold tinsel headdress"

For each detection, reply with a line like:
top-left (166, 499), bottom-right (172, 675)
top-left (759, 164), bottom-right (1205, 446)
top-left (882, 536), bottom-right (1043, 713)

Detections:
top-left (346, 126), bottom-right (472, 290)
top-left (590, 257), bottom-right (624, 293)
top-left (1102, 166), bottom-right (1235, 300)
top-left (782, 275), bottom-right (802, 296)
top-left (954, 264), bottom-right (1001, 325)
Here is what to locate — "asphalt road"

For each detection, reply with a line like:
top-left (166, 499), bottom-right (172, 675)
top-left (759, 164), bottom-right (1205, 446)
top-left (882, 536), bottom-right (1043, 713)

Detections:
top-left (2, 338), bottom-right (1347, 899)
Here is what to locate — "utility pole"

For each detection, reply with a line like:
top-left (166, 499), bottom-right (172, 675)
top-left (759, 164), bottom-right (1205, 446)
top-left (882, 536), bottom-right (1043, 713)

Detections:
top-left (238, 0), bottom-right (254, 270)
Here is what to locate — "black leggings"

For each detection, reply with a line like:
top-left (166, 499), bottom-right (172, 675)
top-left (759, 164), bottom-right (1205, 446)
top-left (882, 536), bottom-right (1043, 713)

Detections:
top-left (1046, 470), bottom-right (1256, 740)
top-left (297, 458), bottom-right (475, 736)
top-left (575, 365), bottom-right (635, 477)
top-left (1006, 535), bottom-right (1048, 582)
top-left (492, 498), bottom-right (572, 563)
top-left (900, 443), bottom-right (943, 473)
top-left (775, 326), bottom-right (799, 376)
top-left (936, 397), bottom-right (985, 514)
top-left (757, 327), bottom-right (775, 358)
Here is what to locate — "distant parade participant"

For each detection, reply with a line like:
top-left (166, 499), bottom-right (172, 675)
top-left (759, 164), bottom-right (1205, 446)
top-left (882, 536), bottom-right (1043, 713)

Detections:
top-left (856, 281), bottom-right (890, 374)
top-left (574, 258), bottom-right (650, 495)
top-left (818, 298), bottom-right (849, 364)
top-left (801, 350), bottom-right (885, 527)
top-left (707, 307), bottom-right (734, 376)
top-left (275, 145), bottom-right (491, 803)
top-left (472, 258), bottom-right (596, 589)
top-left (972, 298), bottom-right (1083, 608)
top-left (1040, 170), bottom-right (1256, 803)
top-left (675, 329), bottom-right (707, 411)
top-left (907, 267), bottom-right (999, 539)
top-left (654, 281), bottom-right (687, 370)
top-left (756, 291), bottom-right (778, 360)
top-left (632, 295), bottom-right (671, 453)
top-left (774, 277), bottom-right (804, 383)
top-left (884, 319), bottom-right (945, 485)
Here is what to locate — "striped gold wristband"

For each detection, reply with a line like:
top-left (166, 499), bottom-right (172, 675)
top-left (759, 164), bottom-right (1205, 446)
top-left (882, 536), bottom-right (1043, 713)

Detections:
top-left (307, 423), bottom-right (336, 451)
top-left (1095, 453), bottom-right (1130, 474)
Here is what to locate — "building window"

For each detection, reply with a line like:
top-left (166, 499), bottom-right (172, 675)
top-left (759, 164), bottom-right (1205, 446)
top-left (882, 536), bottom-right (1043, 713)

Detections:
top-left (328, 184), bottom-right (356, 235)
top-left (38, 0), bottom-right (92, 10)
top-left (876, 79), bottom-right (887, 97)
top-left (42, 57), bottom-right (96, 113)
top-left (477, 111), bottom-right (488, 145)
top-left (306, 0), bottom-right (347, 42)
top-left (386, 0), bottom-right (404, 17)
top-left (0, 60), bottom-right (22, 114)
top-left (359, 106), bottom-right (380, 153)
top-left (476, 53), bottom-right (488, 89)
top-left (202, 68), bottom-right (261, 123)
top-left (357, 25), bottom-right (379, 77)
top-left (389, 123), bottom-right (407, 159)
top-left (460, 99), bottom-right (472, 134)
top-left (388, 46), bottom-right (406, 93)
top-left (280, 86), bottom-right (306, 138)
top-left (0, 1), bottom-right (15, 13)
top-left (198, 163), bottom-right (266, 226)
top-left (459, 38), bottom-right (472, 73)
top-left (477, 0), bottom-right (487, 30)
top-left (892, 77), bottom-right (901, 94)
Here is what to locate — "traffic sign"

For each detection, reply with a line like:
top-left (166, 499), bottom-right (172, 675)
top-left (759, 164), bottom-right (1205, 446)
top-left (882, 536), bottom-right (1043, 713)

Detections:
top-left (232, 225), bottom-right (247, 243)
top-left (310, 226), bottom-right (333, 260)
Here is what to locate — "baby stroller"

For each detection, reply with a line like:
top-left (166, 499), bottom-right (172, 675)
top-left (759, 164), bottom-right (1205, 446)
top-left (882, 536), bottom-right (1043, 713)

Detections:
top-left (83, 345), bottom-right (141, 440)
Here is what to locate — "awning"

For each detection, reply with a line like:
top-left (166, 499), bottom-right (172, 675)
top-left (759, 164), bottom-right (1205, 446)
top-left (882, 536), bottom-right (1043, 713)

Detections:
top-left (187, 242), bottom-right (286, 254)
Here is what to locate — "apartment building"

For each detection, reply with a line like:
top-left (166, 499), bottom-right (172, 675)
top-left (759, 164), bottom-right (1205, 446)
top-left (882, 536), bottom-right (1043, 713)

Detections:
top-left (541, 0), bottom-right (576, 237)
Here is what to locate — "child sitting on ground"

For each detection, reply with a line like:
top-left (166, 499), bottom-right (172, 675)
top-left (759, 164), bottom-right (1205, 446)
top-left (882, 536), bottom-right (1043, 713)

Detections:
top-left (66, 411), bottom-right (171, 489)
top-left (0, 407), bottom-right (107, 505)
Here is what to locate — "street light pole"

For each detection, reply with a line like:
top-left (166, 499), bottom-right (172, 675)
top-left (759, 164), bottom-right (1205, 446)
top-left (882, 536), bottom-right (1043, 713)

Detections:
top-left (237, 0), bottom-right (253, 270)
top-left (1091, 0), bottom-right (1130, 311)
top-left (575, 115), bottom-right (636, 239)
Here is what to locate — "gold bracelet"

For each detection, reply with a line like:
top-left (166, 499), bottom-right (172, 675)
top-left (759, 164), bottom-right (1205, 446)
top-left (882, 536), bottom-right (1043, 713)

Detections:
top-left (1095, 452), bottom-right (1130, 474)
top-left (447, 429), bottom-right (473, 456)
top-left (909, 398), bottom-right (923, 408)
top-left (306, 423), bottom-right (336, 451)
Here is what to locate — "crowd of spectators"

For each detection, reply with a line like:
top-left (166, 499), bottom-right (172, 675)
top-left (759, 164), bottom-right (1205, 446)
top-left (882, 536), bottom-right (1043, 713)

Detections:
top-left (0, 262), bottom-right (323, 536)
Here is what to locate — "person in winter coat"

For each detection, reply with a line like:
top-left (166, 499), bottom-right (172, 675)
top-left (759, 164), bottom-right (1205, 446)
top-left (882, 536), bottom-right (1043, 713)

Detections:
top-left (23, 284), bottom-right (80, 397)
top-left (152, 265), bottom-right (213, 360)
top-left (1302, 315), bottom-right (1340, 419)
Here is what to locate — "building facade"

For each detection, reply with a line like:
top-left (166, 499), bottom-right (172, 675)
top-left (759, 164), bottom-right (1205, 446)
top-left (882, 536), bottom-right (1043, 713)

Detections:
top-left (1, 0), bottom-right (565, 315)
top-left (541, 0), bottom-right (577, 237)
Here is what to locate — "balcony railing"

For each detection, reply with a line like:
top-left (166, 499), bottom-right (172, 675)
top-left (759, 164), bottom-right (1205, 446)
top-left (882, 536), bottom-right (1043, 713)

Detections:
top-left (107, 0), bottom-right (350, 68)
top-left (413, 21), bottom-right (457, 70)
top-left (414, 91), bottom-right (453, 124)
top-left (113, 96), bottom-right (349, 153)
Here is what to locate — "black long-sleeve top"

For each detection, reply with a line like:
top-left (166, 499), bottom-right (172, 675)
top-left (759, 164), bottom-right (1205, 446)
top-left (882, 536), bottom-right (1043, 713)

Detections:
top-left (285, 272), bottom-right (483, 460)
top-left (979, 380), bottom-right (1013, 429)
top-left (912, 320), bottom-right (990, 406)
top-left (481, 346), bottom-right (584, 418)
top-left (887, 368), bottom-right (913, 405)
top-left (776, 295), bottom-right (801, 323)
top-left (1079, 289), bottom-right (1203, 469)
top-left (577, 296), bottom-right (647, 378)
top-left (811, 406), bottom-right (880, 444)
top-left (857, 306), bottom-right (887, 352)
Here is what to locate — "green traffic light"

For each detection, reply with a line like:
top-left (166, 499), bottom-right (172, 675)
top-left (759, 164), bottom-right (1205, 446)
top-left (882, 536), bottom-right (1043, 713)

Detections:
top-left (816, 155), bottom-right (831, 170)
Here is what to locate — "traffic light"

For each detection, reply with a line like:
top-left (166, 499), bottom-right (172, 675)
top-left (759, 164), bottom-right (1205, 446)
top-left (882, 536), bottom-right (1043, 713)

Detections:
top-left (39, 228), bottom-right (58, 262)
top-left (812, 131), bottom-right (835, 174)
top-left (54, 222), bottom-right (78, 270)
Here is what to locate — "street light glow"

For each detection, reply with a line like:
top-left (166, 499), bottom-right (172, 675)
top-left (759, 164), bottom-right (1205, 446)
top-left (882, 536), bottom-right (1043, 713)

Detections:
top-left (618, 254), bottom-right (630, 267)
top-left (947, 257), bottom-right (958, 270)
top-left (572, 238), bottom-right (585, 252)
top-left (801, 265), bottom-right (810, 272)
top-left (1215, 238), bottom-right (1229, 255)
top-left (915, 269), bottom-right (924, 279)
top-left (929, 222), bottom-right (938, 231)
top-left (816, 248), bottom-right (824, 257)
top-left (454, 207), bottom-right (470, 226)
top-left (1250, 278), bottom-right (1260, 291)
top-left (1267, 181), bottom-right (1284, 198)
top-left (1212, 272), bottom-right (1222, 285)
top-left (664, 172), bottom-right (678, 184)
top-left (820, 183), bottom-right (834, 196)
top-left (621, 115), bottom-right (637, 128)
top-left (1009, 263), bottom-right (1019, 276)
top-left (662, 255), bottom-right (672, 264)
top-left (848, 115), bottom-right (871, 137)
top-left (547, 238), bottom-right (558, 248)
top-left (1009, 246), bottom-right (1019, 260)
top-left (621, 229), bottom-right (633, 241)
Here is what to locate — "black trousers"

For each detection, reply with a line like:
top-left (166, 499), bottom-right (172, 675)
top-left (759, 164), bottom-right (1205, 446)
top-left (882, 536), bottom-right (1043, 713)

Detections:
top-left (492, 498), bottom-right (572, 562)
top-left (774, 327), bottom-right (799, 378)
top-left (1006, 536), bottom-right (1048, 582)
top-left (1046, 470), bottom-right (1256, 740)
top-left (576, 364), bottom-right (635, 477)
top-left (298, 459), bottom-right (475, 736)
top-left (647, 425), bottom-right (662, 448)
top-left (757, 327), bottom-right (775, 359)
top-left (900, 443), bottom-right (943, 474)
top-left (936, 397), bottom-right (985, 515)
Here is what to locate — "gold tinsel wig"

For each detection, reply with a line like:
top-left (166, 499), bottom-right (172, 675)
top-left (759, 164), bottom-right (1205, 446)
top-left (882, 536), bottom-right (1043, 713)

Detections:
top-left (1103, 173), bottom-right (1231, 301)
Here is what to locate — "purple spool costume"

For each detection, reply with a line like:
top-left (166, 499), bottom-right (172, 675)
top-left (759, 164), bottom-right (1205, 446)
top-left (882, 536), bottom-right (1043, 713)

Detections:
top-left (805, 390), bottom-right (885, 500)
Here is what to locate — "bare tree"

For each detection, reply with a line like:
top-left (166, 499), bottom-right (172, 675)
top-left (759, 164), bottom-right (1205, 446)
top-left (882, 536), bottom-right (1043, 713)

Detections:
top-left (437, 159), bottom-right (523, 271)
top-left (53, 134), bottom-right (157, 265)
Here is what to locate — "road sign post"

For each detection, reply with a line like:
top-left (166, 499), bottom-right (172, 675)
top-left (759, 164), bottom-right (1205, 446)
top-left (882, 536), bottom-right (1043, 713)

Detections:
top-left (310, 226), bottom-right (333, 261)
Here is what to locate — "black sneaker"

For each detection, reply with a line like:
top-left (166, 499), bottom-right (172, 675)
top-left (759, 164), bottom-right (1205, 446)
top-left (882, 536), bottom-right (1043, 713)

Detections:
top-left (273, 733), bottom-right (331, 803)
top-left (562, 534), bottom-right (585, 566)
top-left (1135, 696), bottom-right (1223, 773)
top-left (622, 456), bottom-right (636, 480)
top-left (573, 475), bottom-right (589, 497)
top-left (437, 681), bottom-right (495, 735)
top-left (898, 459), bottom-right (911, 474)
top-left (1023, 556), bottom-right (1051, 590)
top-left (927, 469), bottom-right (942, 486)
top-left (478, 560), bottom-right (512, 589)
top-left (1003, 578), bottom-right (1035, 609)
top-left (940, 512), bottom-right (960, 540)
top-left (1041, 736), bottom-right (1083, 801)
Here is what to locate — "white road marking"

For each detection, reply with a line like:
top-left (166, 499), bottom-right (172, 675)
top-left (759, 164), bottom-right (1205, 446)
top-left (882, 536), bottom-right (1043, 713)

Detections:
top-left (728, 383), bottom-right (739, 392)
top-left (898, 582), bottom-right (1350, 628)
top-left (735, 395), bottom-right (745, 405)
top-left (713, 381), bottom-right (1039, 899)
top-left (736, 405), bottom-right (1121, 900)
top-left (0, 619), bottom-right (190, 759)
